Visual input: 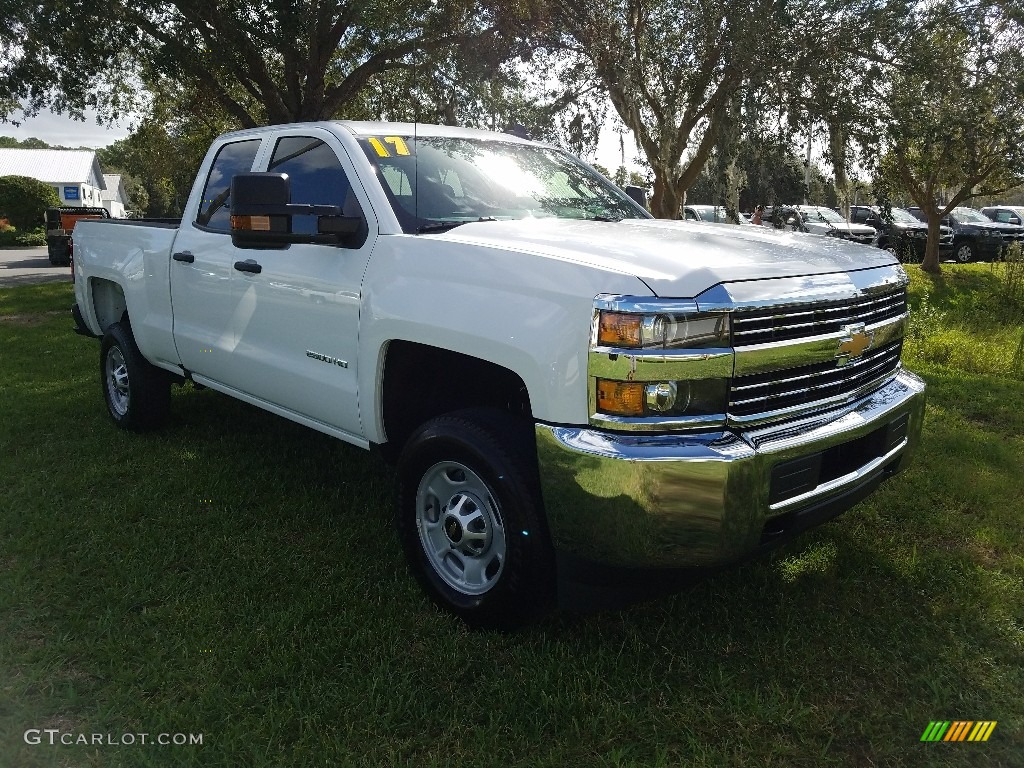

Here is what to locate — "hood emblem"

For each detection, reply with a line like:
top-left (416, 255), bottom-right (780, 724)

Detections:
top-left (836, 323), bottom-right (873, 366)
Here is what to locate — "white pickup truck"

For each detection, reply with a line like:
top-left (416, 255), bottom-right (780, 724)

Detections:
top-left (72, 121), bottom-right (925, 628)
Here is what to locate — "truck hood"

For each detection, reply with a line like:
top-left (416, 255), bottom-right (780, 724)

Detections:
top-left (434, 218), bottom-right (896, 298)
top-left (974, 221), bottom-right (1024, 235)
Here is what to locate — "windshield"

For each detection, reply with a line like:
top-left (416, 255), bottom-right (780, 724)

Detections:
top-left (953, 207), bottom-right (991, 223)
top-left (358, 136), bottom-right (650, 233)
top-left (889, 208), bottom-right (921, 224)
top-left (804, 207), bottom-right (847, 224)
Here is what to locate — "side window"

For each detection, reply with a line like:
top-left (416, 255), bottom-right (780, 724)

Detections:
top-left (684, 208), bottom-right (698, 221)
top-left (268, 136), bottom-right (366, 246)
top-left (195, 139), bottom-right (262, 230)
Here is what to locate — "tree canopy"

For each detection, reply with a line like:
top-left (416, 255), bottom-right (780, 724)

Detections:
top-left (3, 0), bottom-right (1023, 270)
top-left (0, 0), bottom-right (521, 126)
top-left (869, 0), bottom-right (1024, 271)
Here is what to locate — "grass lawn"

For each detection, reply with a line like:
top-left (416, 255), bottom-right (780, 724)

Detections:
top-left (1, 270), bottom-right (1022, 767)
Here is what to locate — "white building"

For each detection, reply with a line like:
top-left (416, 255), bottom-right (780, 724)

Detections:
top-left (0, 148), bottom-right (109, 210)
top-left (101, 173), bottom-right (130, 218)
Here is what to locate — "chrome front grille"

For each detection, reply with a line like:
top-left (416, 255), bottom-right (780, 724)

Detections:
top-left (729, 340), bottom-right (903, 419)
top-left (731, 286), bottom-right (907, 346)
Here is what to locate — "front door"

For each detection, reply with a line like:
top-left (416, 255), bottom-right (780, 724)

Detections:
top-left (223, 130), bottom-right (377, 438)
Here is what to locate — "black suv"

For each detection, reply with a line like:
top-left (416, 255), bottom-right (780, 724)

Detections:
top-left (849, 205), bottom-right (953, 262)
top-left (906, 206), bottom-right (1021, 262)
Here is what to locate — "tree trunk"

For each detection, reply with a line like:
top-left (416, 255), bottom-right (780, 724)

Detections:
top-left (921, 215), bottom-right (943, 273)
top-left (828, 121), bottom-right (850, 220)
top-left (715, 92), bottom-right (744, 223)
top-left (650, 169), bottom-right (685, 218)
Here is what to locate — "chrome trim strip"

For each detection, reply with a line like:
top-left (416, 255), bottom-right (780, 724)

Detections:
top-left (593, 294), bottom-right (700, 314)
top-left (768, 440), bottom-right (908, 512)
top-left (733, 313), bottom-right (906, 377)
top-left (695, 265), bottom-right (908, 313)
top-left (588, 347), bottom-right (733, 382)
top-left (588, 411), bottom-right (728, 432)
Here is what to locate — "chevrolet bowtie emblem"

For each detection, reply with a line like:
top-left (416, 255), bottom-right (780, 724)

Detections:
top-left (836, 323), bottom-right (873, 366)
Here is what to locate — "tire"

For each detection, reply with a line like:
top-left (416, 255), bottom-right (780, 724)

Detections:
top-left (47, 240), bottom-right (70, 266)
top-left (100, 321), bottom-right (171, 431)
top-left (396, 408), bottom-right (554, 629)
top-left (954, 242), bottom-right (974, 263)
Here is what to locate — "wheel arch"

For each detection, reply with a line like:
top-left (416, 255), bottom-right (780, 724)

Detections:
top-left (376, 340), bottom-right (533, 459)
top-left (89, 278), bottom-right (128, 333)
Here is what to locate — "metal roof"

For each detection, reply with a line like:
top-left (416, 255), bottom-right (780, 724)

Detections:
top-left (0, 149), bottom-right (106, 188)
top-left (101, 174), bottom-right (123, 202)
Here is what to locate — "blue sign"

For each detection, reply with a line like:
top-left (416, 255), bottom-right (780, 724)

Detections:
top-left (63, 186), bottom-right (80, 200)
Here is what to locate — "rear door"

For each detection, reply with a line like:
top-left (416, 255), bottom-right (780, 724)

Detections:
top-left (221, 129), bottom-right (377, 438)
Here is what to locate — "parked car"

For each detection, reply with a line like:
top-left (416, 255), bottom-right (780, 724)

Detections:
top-left (849, 205), bottom-right (953, 262)
top-left (684, 204), bottom-right (754, 225)
top-left (764, 205), bottom-right (876, 245)
top-left (979, 205), bottom-right (1024, 226)
top-left (907, 206), bottom-right (1023, 262)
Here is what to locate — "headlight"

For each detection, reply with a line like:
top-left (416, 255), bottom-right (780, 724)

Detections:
top-left (596, 310), bottom-right (730, 349)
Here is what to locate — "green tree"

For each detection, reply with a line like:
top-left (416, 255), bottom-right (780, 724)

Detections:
top-left (544, 0), bottom-right (776, 218)
top-left (870, 0), bottom-right (1024, 272)
top-left (0, 136), bottom-right (50, 148)
top-left (1, 1), bottom-right (521, 127)
top-left (0, 175), bottom-right (60, 230)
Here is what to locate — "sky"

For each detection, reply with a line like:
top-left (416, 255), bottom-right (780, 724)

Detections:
top-left (1, 109), bottom-right (133, 148)
top-left (1, 106), bottom-right (644, 174)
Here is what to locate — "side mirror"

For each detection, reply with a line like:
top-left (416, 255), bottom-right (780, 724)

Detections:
top-left (624, 185), bottom-right (648, 209)
top-left (1011, 217), bottom-right (1021, 226)
top-left (230, 173), bottom-right (361, 248)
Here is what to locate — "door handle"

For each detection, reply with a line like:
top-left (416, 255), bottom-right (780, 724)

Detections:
top-left (172, 251), bottom-right (195, 263)
top-left (233, 259), bottom-right (262, 274)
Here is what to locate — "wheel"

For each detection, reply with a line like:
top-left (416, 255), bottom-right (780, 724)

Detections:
top-left (954, 242), bottom-right (974, 263)
top-left (396, 409), bottom-right (554, 629)
top-left (100, 321), bottom-right (171, 431)
top-left (47, 240), bottom-right (70, 266)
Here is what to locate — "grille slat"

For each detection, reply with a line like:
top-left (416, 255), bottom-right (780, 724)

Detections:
top-left (729, 341), bottom-right (903, 418)
top-left (731, 286), bottom-right (907, 346)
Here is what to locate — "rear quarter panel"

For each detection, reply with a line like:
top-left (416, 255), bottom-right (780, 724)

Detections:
top-left (73, 220), bottom-right (180, 368)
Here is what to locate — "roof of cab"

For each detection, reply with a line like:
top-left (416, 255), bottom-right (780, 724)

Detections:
top-left (215, 120), bottom-right (537, 145)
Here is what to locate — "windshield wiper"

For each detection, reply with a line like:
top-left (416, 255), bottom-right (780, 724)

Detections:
top-left (416, 217), bottom-right (498, 234)
top-left (589, 214), bottom-right (623, 222)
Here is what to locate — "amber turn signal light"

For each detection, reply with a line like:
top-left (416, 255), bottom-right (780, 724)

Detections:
top-left (230, 214), bottom-right (272, 231)
top-left (598, 312), bottom-right (643, 347)
top-left (596, 379), bottom-right (645, 416)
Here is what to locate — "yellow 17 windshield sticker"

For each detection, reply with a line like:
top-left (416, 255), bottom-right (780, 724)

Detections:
top-left (367, 136), bottom-right (412, 157)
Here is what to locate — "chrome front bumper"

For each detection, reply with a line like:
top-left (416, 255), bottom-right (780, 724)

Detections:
top-left (535, 370), bottom-right (925, 568)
